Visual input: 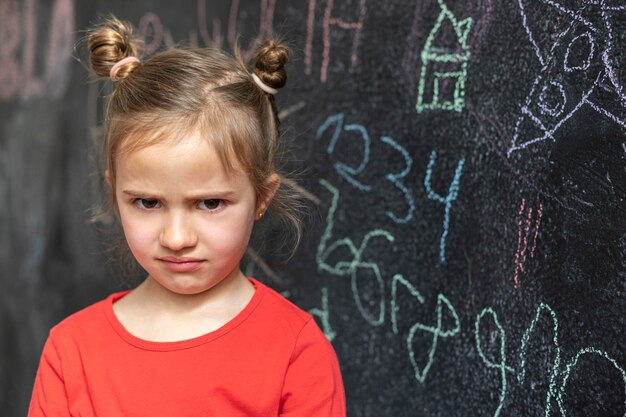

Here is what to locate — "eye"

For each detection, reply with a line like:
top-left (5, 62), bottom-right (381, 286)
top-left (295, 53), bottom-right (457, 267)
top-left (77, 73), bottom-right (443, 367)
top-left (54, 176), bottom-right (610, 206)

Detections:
top-left (134, 198), bottom-right (161, 209)
top-left (199, 199), bottom-right (223, 211)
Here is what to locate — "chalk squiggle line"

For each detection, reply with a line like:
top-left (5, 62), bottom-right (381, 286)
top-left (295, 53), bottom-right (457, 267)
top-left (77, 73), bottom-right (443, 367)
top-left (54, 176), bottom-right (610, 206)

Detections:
top-left (517, 303), bottom-right (561, 417)
top-left (316, 179), bottom-right (394, 326)
top-left (557, 347), bottom-right (626, 416)
top-left (308, 287), bottom-right (337, 341)
top-left (475, 307), bottom-right (514, 417)
top-left (408, 294), bottom-right (460, 383)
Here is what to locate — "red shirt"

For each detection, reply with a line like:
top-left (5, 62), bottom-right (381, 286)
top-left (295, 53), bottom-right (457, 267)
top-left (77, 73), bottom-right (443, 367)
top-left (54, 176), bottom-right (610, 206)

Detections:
top-left (28, 278), bottom-right (345, 416)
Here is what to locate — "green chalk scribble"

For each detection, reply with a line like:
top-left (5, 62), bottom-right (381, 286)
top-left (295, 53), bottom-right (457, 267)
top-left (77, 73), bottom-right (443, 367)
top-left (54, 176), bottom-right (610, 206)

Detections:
top-left (416, 0), bottom-right (472, 113)
top-left (308, 287), bottom-right (337, 342)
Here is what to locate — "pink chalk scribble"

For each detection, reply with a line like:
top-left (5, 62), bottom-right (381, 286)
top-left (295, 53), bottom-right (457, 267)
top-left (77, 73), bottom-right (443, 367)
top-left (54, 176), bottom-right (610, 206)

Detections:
top-left (228, 0), bottom-right (276, 59)
top-left (138, 12), bottom-right (164, 56)
top-left (0, 0), bottom-right (21, 99)
top-left (198, 0), bottom-right (224, 49)
top-left (197, 0), bottom-right (276, 59)
top-left (198, 0), bottom-right (224, 48)
top-left (305, 0), bottom-right (366, 83)
top-left (304, 0), bottom-right (317, 76)
top-left (0, 0), bottom-right (74, 101)
top-left (513, 197), bottom-right (543, 288)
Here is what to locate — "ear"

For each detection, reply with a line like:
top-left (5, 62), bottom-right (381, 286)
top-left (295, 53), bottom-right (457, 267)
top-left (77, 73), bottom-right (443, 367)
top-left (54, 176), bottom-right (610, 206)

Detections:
top-left (104, 169), bottom-right (118, 203)
top-left (255, 173), bottom-right (281, 220)
top-left (104, 170), bottom-right (112, 189)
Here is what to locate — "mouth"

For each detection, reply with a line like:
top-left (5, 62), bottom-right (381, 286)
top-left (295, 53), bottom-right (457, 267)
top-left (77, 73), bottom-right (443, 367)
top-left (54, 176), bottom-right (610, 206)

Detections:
top-left (158, 256), bottom-right (205, 272)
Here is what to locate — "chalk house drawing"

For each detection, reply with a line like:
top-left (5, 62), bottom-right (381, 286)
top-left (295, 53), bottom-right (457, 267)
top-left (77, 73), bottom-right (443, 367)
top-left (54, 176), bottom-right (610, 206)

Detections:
top-left (509, 0), bottom-right (626, 156)
top-left (416, 0), bottom-right (473, 113)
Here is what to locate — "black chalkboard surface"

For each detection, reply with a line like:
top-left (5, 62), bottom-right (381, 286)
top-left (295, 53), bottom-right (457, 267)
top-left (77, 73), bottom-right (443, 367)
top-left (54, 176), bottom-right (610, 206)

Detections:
top-left (2, 0), bottom-right (625, 416)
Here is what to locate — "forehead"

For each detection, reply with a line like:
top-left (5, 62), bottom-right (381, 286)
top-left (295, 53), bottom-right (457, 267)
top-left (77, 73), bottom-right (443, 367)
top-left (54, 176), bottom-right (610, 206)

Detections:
top-left (115, 133), bottom-right (250, 190)
top-left (114, 117), bottom-right (246, 170)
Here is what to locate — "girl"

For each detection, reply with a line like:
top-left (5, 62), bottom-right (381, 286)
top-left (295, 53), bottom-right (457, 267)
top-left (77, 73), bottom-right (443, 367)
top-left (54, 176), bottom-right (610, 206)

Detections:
top-left (28, 17), bottom-right (345, 417)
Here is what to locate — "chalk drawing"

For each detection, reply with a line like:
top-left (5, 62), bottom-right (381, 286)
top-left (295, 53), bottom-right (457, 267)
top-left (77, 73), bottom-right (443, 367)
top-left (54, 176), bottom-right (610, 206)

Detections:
top-left (0, 0), bottom-right (21, 99)
top-left (424, 150), bottom-right (465, 263)
top-left (557, 347), bottom-right (626, 416)
top-left (474, 302), bottom-right (625, 416)
top-left (0, 0), bottom-right (74, 100)
top-left (228, 0), bottom-right (276, 58)
top-left (517, 303), bottom-right (561, 417)
top-left (380, 136), bottom-right (415, 223)
top-left (390, 274), bottom-right (425, 335)
top-left (510, 0), bottom-right (626, 156)
top-left (416, 0), bottom-right (472, 113)
top-left (137, 12), bottom-right (164, 56)
top-left (305, 0), bottom-right (366, 82)
top-left (309, 287), bottom-right (337, 341)
top-left (407, 293), bottom-right (460, 383)
top-left (475, 308), bottom-right (514, 417)
top-left (316, 179), bottom-right (394, 326)
top-left (316, 113), bottom-right (372, 192)
top-left (316, 113), bottom-right (422, 223)
top-left (197, 0), bottom-right (223, 48)
top-left (196, 0), bottom-right (275, 59)
top-left (512, 197), bottom-right (543, 288)
top-left (278, 100), bottom-right (307, 120)
top-left (304, 0), bottom-right (316, 76)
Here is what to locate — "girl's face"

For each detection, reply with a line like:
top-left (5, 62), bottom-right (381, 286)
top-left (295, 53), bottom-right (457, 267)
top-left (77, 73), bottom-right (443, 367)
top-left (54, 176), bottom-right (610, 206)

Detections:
top-left (113, 132), bottom-right (272, 295)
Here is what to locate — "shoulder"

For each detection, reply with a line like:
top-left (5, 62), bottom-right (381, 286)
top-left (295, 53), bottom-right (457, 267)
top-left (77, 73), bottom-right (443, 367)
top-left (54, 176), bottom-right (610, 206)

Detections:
top-left (254, 279), bottom-right (310, 320)
top-left (47, 292), bottom-right (127, 342)
top-left (250, 279), bottom-right (322, 341)
top-left (251, 279), bottom-right (340, 365)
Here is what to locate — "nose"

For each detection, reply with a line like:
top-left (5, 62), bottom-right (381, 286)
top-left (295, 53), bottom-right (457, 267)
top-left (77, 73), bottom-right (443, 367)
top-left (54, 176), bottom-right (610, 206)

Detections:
top-left (159, 211), bottom-right (198, 251)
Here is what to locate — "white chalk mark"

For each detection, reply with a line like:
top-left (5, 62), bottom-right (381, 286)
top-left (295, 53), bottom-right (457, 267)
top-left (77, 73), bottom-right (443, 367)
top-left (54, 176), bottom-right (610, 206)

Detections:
top-left (585, 99), bottom-right (626, 129)
top-left (518, 0), bottom-right (545, 65)
top-left (538, 81), bottom-right (567, 117)
top-left (564, 32), bottom-right (595, 72)
top-left (570, 195), bottom-right (594, 207)
top-left (510, 0), bottom-right (626, 156)
top-left (278, 100), bottom-right (306, 119)
top-left (546, 0), bottom-right (597, 30)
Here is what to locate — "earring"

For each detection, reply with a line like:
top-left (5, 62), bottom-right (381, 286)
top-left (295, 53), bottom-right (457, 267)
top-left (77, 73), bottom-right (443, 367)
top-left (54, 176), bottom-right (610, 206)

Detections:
top-left (256, 211), bottom-right (264, 221)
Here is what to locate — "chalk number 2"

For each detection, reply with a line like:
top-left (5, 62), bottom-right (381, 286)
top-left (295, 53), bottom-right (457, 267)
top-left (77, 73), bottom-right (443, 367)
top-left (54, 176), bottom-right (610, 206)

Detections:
top-left (316, 113), bottom-right (415, 223)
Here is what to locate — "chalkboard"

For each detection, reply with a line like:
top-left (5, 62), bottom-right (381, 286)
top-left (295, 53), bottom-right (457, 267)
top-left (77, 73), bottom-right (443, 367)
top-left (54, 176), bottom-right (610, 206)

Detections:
top-left (2, 0), bottom-right (625, 416)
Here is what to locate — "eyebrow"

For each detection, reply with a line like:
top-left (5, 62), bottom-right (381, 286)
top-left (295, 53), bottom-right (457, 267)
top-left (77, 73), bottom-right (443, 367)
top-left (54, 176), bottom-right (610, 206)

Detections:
top-left (121, 189), bottom-right (237, 200)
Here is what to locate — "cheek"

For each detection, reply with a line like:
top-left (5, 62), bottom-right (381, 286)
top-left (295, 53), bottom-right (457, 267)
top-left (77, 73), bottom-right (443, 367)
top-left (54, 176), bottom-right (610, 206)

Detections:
top-left (118, 212), bottom-right (157, 257)
top-left (207, 216), bottom-right (255, 254)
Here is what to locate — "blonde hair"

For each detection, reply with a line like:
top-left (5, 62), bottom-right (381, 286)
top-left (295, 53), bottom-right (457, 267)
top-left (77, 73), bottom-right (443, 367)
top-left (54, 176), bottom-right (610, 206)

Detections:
top-left (88, 17), bottom-right (303, 254)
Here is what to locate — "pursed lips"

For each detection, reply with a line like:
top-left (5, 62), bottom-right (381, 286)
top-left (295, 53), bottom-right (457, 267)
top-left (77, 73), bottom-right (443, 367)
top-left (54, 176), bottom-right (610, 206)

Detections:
top-left (158, 256), bottom-right (205, 272)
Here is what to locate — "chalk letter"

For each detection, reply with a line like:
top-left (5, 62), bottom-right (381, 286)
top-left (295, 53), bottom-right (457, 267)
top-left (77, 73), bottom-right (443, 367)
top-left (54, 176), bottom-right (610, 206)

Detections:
top-left (475, 307), bottom-right (514, 417)
top-left (517, 302), bottom-right (561, 417)
top-left (557, 347), bottom-right (626, 417)
top-left (228, 0), bottom-right (276, 59)
top-left (320, 0), bottom-right (366, 83)
top-left (407, 294), bottom-right (460, 383)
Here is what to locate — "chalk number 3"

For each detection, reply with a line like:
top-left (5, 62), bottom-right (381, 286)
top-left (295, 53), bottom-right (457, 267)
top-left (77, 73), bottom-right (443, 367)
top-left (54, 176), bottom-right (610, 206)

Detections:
top-left (316, 113), bottom-right (415, 224)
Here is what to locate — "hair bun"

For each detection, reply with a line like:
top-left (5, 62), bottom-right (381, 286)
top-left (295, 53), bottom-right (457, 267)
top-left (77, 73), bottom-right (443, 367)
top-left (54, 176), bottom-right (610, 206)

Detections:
top-left (88, 17), bottom-right (140, 81)
top-left (252, 40), bottom-right (291, 90)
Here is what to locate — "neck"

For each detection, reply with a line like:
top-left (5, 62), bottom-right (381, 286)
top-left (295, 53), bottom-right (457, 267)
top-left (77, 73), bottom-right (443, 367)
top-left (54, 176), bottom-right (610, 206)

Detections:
top-left (135, 270), bottom-right (254, 317)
